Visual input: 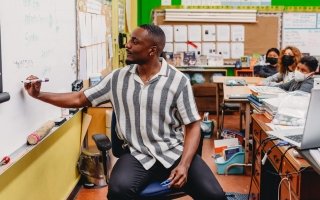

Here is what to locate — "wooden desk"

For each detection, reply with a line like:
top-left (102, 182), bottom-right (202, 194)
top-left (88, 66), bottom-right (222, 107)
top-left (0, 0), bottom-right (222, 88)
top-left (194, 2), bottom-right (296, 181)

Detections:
top-left (252, 114), bottom-right (320, 200)
top-left (212, 76), bottom-right (262, 118)
top-left (211, 76), bottom-right (262, 164)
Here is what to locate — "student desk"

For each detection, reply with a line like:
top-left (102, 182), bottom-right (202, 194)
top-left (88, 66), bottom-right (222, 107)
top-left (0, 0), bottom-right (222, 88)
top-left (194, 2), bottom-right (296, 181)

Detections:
top-left (251, 114), bottom-right (320, 200)
top-left (212, 76), bottom-right (262, 164)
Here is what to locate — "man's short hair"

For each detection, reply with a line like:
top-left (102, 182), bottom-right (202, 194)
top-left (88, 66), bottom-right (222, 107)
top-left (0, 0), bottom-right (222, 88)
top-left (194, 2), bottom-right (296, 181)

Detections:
top-left (139, 24), bottom-right (166, 55)
top-left (300, 56), bottom-right (319, 72)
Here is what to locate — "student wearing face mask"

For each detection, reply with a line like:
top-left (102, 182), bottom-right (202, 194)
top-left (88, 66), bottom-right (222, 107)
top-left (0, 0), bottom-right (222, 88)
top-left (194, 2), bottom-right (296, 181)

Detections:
top-left (277, 56), bottom-right (318, 93)
top-left (254, 48), bottom-right (280, 77)
top-left (259, 46), bottom-right (302, 86)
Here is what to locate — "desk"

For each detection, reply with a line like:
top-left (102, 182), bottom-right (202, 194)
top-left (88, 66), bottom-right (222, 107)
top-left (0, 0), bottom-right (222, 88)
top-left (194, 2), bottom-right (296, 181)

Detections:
top-left (212, 76), bottom-right (262, 164)
top-left (252, 114), bottom-right (320, 200)
top-left (212, 76), bottom-right (262, 118)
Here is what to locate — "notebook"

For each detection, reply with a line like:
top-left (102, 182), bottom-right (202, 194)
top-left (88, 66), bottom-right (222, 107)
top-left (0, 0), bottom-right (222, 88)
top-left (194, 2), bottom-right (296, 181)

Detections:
top-left (267, 89), bottom-right (320, 149)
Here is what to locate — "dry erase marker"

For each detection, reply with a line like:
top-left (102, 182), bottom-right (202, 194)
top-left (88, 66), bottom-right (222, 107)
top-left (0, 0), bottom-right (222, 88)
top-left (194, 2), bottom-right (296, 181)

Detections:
top-left (22, 78), bottom-right (49, 84)
top-left (0, 156), bottom-right (10, 166)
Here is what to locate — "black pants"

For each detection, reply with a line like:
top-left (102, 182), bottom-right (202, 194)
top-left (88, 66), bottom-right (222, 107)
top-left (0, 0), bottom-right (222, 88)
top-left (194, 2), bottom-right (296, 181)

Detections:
top-left (107, 154), bottom-right (227, 200)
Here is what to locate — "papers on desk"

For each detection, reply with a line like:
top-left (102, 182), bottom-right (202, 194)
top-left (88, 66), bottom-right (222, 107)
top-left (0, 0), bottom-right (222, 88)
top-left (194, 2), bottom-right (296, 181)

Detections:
top-left (249, 86), bottom-right (287, 98)
top-left (266, 123), bottom-right (303, 131)
top-left (310, 148), bottom-right (320, 167)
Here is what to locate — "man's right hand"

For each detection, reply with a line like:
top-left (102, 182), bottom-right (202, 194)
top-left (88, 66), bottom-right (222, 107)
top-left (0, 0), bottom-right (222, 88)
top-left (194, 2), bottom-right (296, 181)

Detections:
top-left (24, 75), bottom-right (41, 98)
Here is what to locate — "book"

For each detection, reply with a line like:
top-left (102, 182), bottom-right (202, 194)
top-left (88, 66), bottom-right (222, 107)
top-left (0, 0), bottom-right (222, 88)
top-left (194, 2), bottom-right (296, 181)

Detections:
top-left (183, 51), bottom-right (196, 66)
top-left (223, 146), bottom-right (241, 161)
top-left (225, 79), bottom-right (247, 86)
top-left (173, 52), bottom-right (183, 66)
top-left (248, 86), bottom-right (286, 98)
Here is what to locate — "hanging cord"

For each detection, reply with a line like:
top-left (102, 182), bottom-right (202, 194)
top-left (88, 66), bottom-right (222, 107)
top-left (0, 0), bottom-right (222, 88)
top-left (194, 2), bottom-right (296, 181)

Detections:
top-left (278, 176), bottom-right (291, 200)
top-left (278, 145), bottom-right (295, 174)
top-left (247, 136), bottom-right (278, 200)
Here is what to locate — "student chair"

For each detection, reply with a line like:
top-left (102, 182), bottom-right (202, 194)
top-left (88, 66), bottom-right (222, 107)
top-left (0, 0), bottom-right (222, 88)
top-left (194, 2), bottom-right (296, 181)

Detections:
top-left (218, 102), bottom-right (245, 137)
top-left (92, 112), bottom-right (204, 200)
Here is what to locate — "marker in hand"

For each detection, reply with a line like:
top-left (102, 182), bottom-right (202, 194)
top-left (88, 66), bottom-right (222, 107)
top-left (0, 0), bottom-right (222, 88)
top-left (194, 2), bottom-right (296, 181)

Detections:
top-left (160, 179), bottom-right (171, 187)
top-left (22, 78), bottom-right (49, 84)
top-left (0, 156), bottom-right (10, 166)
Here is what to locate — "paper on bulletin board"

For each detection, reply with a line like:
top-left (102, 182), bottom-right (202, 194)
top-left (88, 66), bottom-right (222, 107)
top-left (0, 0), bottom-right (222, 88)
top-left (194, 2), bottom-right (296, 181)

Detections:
top-left (86, 46), bottom-right (93, 78)
top-left (92, 46), bottom-right (98, 73)
top-left (79, 48), bottom-right (87, 80)
top-left (188, 25), bottom-right (202, 42)
top-left (231, 42), bottom-right (244, 59)
top-left (217, 25), bottom-right (230, 42)
top-left (217, 42), bottom-right (230, 59)
top-left (164, 43), bottom-right (174, 52)
top-left (79, 12), bottom-right (88, 47)
top-left (97, 44), bottom-right (103, 72)
top-left (85, 13), bottom-right (93, 45)
top-left (202, 42), bottom-right (216, 56)
top-left (160, 25), bottom-right (174, 42)
top-left (174, 43), bottom-right (188, 53)
top-left (231, 25), bottom-right (245, 42)
top-left (174, 25), bottom-right (188, 42)
top-left (202, 25), bottom-right (216, 41)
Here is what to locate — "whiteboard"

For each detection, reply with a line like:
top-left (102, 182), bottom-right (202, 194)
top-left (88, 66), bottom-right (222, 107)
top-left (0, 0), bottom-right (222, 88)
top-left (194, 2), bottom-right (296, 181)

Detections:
top-left (0, 0), bottom-right (77, 159)
top-left (282, 13), bottom-right (320, 56)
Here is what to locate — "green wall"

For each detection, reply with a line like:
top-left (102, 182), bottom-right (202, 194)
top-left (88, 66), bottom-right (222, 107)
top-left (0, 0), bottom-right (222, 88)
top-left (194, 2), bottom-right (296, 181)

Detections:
top-left (138, 0), bottom-right (181, 25)
top-left (138, 0), bottom-right (320, 25)
top-left (272, 0), bottom-right (320, 6)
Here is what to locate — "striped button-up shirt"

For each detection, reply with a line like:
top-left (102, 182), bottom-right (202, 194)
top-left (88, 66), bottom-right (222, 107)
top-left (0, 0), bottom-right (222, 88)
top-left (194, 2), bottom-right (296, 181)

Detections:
top-left (84, 59), bottom-right (200, 169)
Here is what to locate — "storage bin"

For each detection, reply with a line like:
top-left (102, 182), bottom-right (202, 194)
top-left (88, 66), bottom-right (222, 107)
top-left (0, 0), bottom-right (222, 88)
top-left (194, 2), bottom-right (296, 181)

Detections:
top-left (215, 151), bottom-right (245, 175)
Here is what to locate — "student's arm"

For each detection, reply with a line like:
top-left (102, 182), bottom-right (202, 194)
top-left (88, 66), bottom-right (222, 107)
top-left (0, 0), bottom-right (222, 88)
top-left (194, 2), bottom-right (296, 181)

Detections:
top-left (263, 72), bottom-right (282, 86)
top-left (278, 80), bottom-right (293, 91)
top-left (168, 120), bottom-right (200, 188)
top-left (299, 78), bottom-right (314, 93)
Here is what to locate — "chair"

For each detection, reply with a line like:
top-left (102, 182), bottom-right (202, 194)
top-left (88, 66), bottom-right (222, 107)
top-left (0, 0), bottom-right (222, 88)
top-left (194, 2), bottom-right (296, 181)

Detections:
top-left (92, 112), bottom-right (204, 200)
top-left (218, 102), bottom-right (245, 137)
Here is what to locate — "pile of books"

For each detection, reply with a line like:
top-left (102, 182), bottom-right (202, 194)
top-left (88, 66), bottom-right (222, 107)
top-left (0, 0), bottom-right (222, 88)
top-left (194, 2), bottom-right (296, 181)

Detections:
top-left (248, 86), bottom-right (286, 119)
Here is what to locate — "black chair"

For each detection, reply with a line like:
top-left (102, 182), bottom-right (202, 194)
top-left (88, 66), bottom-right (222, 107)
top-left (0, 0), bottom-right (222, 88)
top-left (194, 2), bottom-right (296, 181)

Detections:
top-left (92, 112), bottom-right (204, 199)
top-left (218, 102), bottom-right (245, 137)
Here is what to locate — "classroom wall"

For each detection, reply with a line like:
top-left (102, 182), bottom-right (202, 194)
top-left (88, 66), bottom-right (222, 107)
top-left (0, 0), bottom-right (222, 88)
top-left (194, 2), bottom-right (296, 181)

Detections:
top-left (0, 112), bottom-right (82, 200)
top-left (137, 0), bottom-right (320, 25)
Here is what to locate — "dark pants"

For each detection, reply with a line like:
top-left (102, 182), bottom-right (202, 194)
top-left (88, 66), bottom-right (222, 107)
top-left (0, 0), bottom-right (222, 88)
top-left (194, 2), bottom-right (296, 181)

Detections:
top-left (107, 154), bottom-right (227, 200)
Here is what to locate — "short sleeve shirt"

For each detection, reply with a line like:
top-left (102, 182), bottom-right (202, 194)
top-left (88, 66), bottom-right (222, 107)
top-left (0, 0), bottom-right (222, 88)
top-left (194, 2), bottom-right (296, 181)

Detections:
top-left (84, 59), bottom-right (200, 169)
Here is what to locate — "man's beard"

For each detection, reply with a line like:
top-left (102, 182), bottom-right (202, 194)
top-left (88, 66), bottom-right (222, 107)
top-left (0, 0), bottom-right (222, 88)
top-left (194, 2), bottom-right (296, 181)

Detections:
top-left (125, 59), bottom-right (135, 65)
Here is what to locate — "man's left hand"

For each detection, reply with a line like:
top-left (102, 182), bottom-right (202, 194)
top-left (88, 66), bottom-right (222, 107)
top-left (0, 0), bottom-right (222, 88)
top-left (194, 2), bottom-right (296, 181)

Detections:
top-left (167, 164), bottom-right (189, 188)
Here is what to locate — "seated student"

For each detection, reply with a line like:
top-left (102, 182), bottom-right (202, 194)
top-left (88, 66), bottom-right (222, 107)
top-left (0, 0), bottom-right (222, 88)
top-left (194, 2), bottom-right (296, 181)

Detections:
top-left (24, 24), bottom-right (226, 200)
top-left (254, 47), bottom-right (280, 78)
top-left (277, 56), bottom-right (318, 93)
top-left (259, 46), bottom-right (302, 86)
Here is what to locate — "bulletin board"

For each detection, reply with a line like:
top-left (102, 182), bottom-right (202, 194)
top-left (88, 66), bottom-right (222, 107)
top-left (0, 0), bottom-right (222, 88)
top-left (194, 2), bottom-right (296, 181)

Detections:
top-left (153, 10), bottom-right (281, 57)
top-left (0, 0), bottom-right (77, 159)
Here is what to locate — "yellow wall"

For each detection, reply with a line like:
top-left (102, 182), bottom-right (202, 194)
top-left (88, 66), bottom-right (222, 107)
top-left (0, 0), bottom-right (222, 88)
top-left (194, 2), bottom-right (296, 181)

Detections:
top-left (0, 112), bottom-right (82, 200)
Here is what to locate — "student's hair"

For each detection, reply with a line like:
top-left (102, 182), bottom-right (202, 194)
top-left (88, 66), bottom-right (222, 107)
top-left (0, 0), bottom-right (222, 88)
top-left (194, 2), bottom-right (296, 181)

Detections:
top-left (139, 24), bottom-right (166, 56)
top-left (300, 56), bottom-right (319, 72)
top-left (266, 47), bottom-right (280, 57)
top-left (278, 46), bottom-right (302, 74)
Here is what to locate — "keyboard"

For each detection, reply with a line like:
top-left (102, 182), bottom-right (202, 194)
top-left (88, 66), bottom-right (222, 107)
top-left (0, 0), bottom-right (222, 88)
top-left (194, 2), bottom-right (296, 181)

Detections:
top-left (285, 135), bottom-right (303, 143)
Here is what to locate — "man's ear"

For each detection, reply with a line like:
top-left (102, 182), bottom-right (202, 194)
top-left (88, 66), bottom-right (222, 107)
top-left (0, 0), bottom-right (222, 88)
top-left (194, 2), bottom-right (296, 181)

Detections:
top-left (149, 46), bottom-right (157, 56)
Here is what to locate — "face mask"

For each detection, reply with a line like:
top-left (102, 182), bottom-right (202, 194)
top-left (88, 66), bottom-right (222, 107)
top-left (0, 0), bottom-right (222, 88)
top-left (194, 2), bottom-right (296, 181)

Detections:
top-left (294, 70), bottom-right (308, 82)
top-left (282, 55), bottom-right (295, 67)
top-left (266, 57), bottom-right (278, 65)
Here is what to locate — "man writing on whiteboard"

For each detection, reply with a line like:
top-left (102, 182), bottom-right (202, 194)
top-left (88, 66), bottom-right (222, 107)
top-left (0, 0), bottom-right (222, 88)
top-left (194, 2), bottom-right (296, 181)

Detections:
top-left (24, 24), bottom-right (226, 200)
